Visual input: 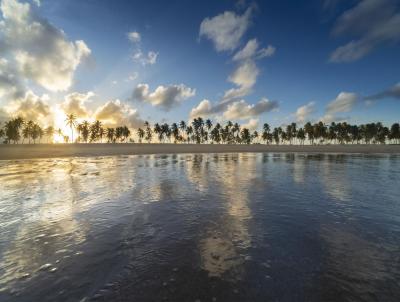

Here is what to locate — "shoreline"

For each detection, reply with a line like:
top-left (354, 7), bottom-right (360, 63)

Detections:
top-left (0, 143), bottom-right (400, 160)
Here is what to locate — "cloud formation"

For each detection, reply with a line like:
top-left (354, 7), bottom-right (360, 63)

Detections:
top-left (95, 99), bottom-right (143, 128)
top-left (127, 30), bottom-right (158, 65)
top-left (199, 7), bottom-right (252, 52)
top-left (232, 39), bottom-right (275, 61)
top-left (223, 98), bottom-right (278, 120)
top-left (5, 90), bottom-right (51, 121)
top-left (132, 50), bottom-right (158, 65)
top-left (330, 0), bottom-right (400, 62)
top-left (319, 92), bottom-right (357, 123)
top-left (365, 82), bottom-right (400, 101)
top-left (127, 31), bottom-right (141, 43)
top-left (190, 99), bottom-right (213, 118)
top-left (223, 59), bottom-right (259, 101)
top-left (193, 5), bottom-right (277, 123)
top-left (132, 83), bottom-right (196, 111)
top-left (242, 118), bottom-right (259, 131)
top-left (0, 58), bottom-right (24, 99)
top-left (295, 102), bottom-right (316, 123)
top-left (326, 92), bottom-right (358, 114)
top-left (0, 0), bottom-right (91, 91)
top-left (61, 92), bottom-right (94, 118)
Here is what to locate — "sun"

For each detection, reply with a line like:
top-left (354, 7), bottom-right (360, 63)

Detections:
top-left (52, 107), bottom-right (74, 143)
top-left (52, 106), bottom-right (94, 143)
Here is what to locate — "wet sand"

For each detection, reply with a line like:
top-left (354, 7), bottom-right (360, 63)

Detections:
top-left (0, 143), bottom-right (399, 160)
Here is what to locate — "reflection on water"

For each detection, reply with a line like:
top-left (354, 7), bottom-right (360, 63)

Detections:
top-left (0, 153), bottom-right (400, 301)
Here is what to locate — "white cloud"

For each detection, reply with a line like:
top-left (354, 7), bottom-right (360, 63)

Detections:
top-left (233, 39), bottom-right (275, 61)
top-left (5, 90), bottom-right (51, 121)
top-left (295, 102), bottom-right (316, 123)
top-left (190, 99), bottom-right (212, 118)
top-left (228, 59), bottom-right (258, 88)
top-left (199, 7), bottom-right (252, 52)
top-left (0, 0), bottom-right (91, 91)
top-left (198, 6), bottom-right (277, 122)
top-left (61, 91), bottom-right (94, 118)
top-left (321, 114), bottom-right (349, 124)
top-left (326, 92), bottom-right (358, 114)
top-left (242, 118), bottom-right (259, 131)
top-left (132, 50), bottom-right (158, 65)
top-left (223, 98), bottom-right (278, 120)
top-left (319, 92), bottom-right (357, 123)
top-left (223, 38), bottom-right (275, 103)
top-left (190, 97), bottom-right (278, 121)
top-left (128, 31), bottom-right (158, 66)
top-left (95, 99), bottom-right (143, 128)
top-left (222, 59), bottom-right (259, 101)
top-left (127, 31), bottom-right (141, 43)
top-left (330, 0), bottom-right (400, 62)
top-left (132, 83), bottom-right (196, 111)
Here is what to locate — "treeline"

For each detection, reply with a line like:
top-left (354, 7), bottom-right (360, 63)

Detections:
top-left (1, 115), bottom-right (399, 145)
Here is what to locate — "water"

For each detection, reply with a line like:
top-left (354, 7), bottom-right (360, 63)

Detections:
top-left (0, 153), bottom-right (399, 302)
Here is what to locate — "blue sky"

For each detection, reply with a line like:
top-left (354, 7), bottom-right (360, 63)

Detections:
top-left (0, 0), bottom-right (399, 130)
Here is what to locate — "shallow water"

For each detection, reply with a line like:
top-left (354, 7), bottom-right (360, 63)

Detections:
top-left (0, 153), bottom-right (399, 302)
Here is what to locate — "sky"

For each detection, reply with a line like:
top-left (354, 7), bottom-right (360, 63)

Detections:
top-left (0, 0), bottom-right (399, 133)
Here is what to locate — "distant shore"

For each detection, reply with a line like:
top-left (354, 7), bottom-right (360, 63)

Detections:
top-left (0, 143), bottom-right (399, 160)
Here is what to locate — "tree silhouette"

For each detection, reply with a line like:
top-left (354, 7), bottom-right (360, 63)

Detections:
top-left (45, 126), bottom-right (54, 143)
top-left (0, 115), bottom-right (399, 146)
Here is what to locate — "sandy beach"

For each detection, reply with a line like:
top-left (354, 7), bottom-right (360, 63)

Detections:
top-left (0, 143), bottom-right (399, 160)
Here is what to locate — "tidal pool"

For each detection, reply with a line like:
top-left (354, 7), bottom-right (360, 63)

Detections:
top-left (0, 153), bottom-right (399, 301)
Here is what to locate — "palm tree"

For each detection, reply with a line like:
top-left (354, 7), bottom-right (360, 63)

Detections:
top-left (262, 123), bottom-right (270, 144)
top-left (240, 128), bottom-right (251, 144)
top-left (192, 118), bottom-right (204, 144)
top-left (171, 123), bottom-right (179, 143)
top-left (122, 126), bottom-right (131, 142)
top-left (144, 121), bottom-right (153, 143)
top-left (37, 126), bottom-right (44, 143)
top-left (252, 130), bottom-right (259, 143)
top-left (45, 126), bottom-right (54, 143)
top-left (179, 120), bottom-right (187, 141)
top-left (57, 128), bottom-right (63, 142)
top-left (5, 117), bottom-right (23, 144)
top-left (99, 126), bottom-right (105, 143)
top-left (297, 128), bottom-right (306, 145)
top-left (22, 120), bottom-right (34, 144)
top-left (106, 128), bottom-right (115, 143)
top-left (31, 123), bottom-right (42, 144)
top-left (115, 127), bottom-right (123, 142)
top-left (210, 126), bottom-right (220, 144)
top-left (137, 128), bottom-right (145, 143)
top-left (389, 123), bottom-right (400, 144)
top-left (273, 127), bottom-right (281, 145)
top-left (0, 125), bottom-right (4, 143)
top-left (65, 114), bottom-right (77, 143)
top-left (153, 123), bottom-right (162, 142)
top-left (304, 122), bottom-right (314, 145)
top-left (1, 115), bottom-right (398, 146)
top-left (186, 125), bottom-right (193, 143)
top-left (161, 123), bottom-right (171, 142)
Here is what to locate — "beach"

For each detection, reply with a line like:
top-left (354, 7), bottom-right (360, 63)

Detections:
top-left (0, 143), bottom-right (399, 160)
